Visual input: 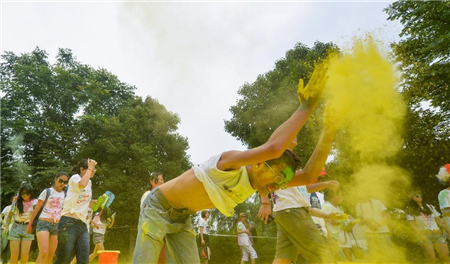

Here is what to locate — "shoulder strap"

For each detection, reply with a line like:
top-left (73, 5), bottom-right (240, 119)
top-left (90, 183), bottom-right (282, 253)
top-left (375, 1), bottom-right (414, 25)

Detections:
top-left (43, 188), bottom-right (51, 205)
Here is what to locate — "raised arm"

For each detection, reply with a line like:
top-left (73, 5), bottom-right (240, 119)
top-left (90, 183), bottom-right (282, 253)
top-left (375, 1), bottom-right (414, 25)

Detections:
top-left (287, 127), bottom-right (336, 187)
top-left (288, 100), bottom-right (342, 187)
top-left (218, 63), bottom-right (329, 171)
top-left (306, 180), bottom-right (340, 193)
top-left (79, 159), bottom-right (97, 188)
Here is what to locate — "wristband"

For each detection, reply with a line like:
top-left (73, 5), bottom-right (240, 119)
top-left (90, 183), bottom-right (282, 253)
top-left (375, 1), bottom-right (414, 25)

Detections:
top-left (261, 202), bottom-right (270, 205)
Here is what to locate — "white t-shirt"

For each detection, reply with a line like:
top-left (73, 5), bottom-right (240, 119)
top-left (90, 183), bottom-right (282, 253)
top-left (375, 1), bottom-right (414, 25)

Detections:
top-left (198, 217), bottom-right (209, 235)
top-left (11, 199), bottom-right (38, 223)
top-left (2, 205), bottom-right (13, 230)
top-left (140, 191), bottom-right (151, 207)
top-left (237, 221), bottom-right (252, 246)
top-left (193, 154), bottom-right (255, 217)
top-left (61, 174), bottom-right (92, 224)
top-left (1, 205), bottom-right (12, 221)
top-left (438, 189), bottom-right (450, 211)
top-left (273, 186), bottom-right (310, 212)
top-left (38, 188), bottom-right (65, 221)
top-left (406, 204), bottom-right (441, 231)
top-left (322, 202), bottom-right (353, 248)
top-left (92, 214), bottom-right (109, 235)
top-left (355, 199), bottom-right (390, 233)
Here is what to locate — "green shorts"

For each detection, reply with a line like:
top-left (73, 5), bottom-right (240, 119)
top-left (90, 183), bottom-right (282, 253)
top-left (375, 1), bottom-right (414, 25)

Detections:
top-left (8, 222), bottom-right (34, 241)
top-left (274, 207), bottom-right (335, 263)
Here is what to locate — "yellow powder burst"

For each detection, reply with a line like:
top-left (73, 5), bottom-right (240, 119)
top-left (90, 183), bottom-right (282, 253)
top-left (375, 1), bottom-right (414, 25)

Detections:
top-left (325, 36), bottom-right (405, 162)
top-left (323, 35), bottom-right (412, 263)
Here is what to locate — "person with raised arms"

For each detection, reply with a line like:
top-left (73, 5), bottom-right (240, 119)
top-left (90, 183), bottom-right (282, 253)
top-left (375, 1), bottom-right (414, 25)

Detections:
top-left (133, 63), bottom-right (339, 264)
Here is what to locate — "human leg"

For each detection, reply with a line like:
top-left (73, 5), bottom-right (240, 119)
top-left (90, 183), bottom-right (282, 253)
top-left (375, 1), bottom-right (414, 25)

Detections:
top-left (241, 246), bottom-right (249, 264)
top-left (36, 231), bottom-right (50, 264)
top-left (342, 247), bottom-right (352, 262)
top-left (89, 242), bottom-right (103, 263)
top-left (435, 243), bottom-right (449, 264)
top-left (418, 243), bottom-right (435, 264)
top-left (164, 222), bottom-right (199, 264)
top-left (19, 240), bottom-right (32, 264)
top-left (273, 208), bottom-right (335, 264)
top-left (8, 241), bottom-right (20, 264)
top-left (74, 223), bottom-right (89, 264)
top-left (47, 235), bottom-right (58, 264)
top-left (54, 217), bottom-right (79, 264)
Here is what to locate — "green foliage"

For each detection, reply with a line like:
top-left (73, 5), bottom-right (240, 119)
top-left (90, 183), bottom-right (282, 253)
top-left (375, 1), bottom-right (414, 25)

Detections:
top-left (385, 1), bottom-right (450, 110)
top-left (225, 41), bottom-right (338, 166)
top-left (385, 0), bottom-right (450, 203)
top-left (1, 48), bottom-right (190, 231)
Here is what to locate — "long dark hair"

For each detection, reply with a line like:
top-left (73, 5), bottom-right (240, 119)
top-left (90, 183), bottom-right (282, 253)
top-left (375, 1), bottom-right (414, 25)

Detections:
top-left (146, 172), bottom-right (162, 191)
top-left (16, 183), bottom-right (35, 214)
top-left (72, 159), bottom-right (88, 175)
top-left (406, 195), bottom-right (432, 216)
top-left (100, 207), bottom-right (112, 223)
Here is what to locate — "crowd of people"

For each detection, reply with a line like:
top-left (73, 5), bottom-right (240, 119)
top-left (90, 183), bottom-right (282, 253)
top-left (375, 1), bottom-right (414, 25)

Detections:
top-left (0, 159), bottom-right (116, 264)
top-left (2, 61), bottom-right (450, 264)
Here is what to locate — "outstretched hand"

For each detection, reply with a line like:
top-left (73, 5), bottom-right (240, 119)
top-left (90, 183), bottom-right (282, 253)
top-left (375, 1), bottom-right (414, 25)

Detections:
top-left (298, 62), bottom-right (329, 111)
top-left (325, 180), bottom-right (340, 191)
top-left (328, 213), bottom-right (349, 220)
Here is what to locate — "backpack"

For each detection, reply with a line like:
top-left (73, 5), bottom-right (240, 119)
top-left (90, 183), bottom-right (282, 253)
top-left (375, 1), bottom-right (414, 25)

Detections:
top-left (31, 188), bottom-right (51, 232)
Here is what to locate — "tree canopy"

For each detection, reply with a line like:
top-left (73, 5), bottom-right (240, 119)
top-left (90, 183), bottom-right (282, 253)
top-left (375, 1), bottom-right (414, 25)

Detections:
top-left (385, 0), bottom-right (450, 201)
top-left (1, 48), bottom-right (191, 227)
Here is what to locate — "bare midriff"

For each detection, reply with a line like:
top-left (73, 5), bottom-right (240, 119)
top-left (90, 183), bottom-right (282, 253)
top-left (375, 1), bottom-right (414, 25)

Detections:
top-left (39, 217), bottom-right (60, 224)
top-left (159, 169), bottom-right (215, 212)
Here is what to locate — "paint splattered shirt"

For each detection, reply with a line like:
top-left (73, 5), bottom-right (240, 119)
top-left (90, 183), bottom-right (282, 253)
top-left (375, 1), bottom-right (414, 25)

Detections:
top-left (438, 189), bottom-right (450, 211)
top-left (11, 199), bottom-right (38, 223)
top-left (61, 174), bottom-right (92, 224)
top-left (38, 188), bottom-right (65, 222)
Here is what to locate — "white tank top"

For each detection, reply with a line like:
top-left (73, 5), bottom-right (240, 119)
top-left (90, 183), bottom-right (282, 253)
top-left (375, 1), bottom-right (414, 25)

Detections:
top-left (193, 154), bottom-right (255, 216)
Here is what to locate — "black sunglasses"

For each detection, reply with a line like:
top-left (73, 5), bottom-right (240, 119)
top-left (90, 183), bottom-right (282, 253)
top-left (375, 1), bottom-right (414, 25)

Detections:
top-left (58, 179), bottom-right (69, 184)
top-left (20, 192), bottom-right (30, 196)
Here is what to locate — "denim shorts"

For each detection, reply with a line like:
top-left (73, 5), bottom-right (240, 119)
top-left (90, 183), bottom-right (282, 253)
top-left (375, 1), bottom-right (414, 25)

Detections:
top-left (8, 222), bottom-right (34, 241)
top-left (419, 230), bottom-right (447, 245)
top-left (36, 220), bottom-right (59, 235)
top-left (93, 233), bottom-right (104, 244)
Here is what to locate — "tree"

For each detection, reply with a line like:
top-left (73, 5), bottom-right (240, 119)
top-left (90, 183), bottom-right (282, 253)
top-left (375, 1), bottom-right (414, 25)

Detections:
top-left (385, 0), bottom-right (450, 202)
top-left (76, 96), bottom-right (191, 226)
top-left (1, 48), bottom-right (136, 198)
top-left (1, 48), bottom-right (191, 231)
top-left (225, 41), bottom-right (338, 164)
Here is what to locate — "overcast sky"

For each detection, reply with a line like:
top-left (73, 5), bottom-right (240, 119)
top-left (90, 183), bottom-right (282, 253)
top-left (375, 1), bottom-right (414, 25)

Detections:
top-left (1, 1), bottom-right (403, 165)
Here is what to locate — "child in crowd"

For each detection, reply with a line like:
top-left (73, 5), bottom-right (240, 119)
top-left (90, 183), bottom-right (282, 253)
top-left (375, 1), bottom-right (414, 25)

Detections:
top-left (88, 208), bottom-right (115, 263)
